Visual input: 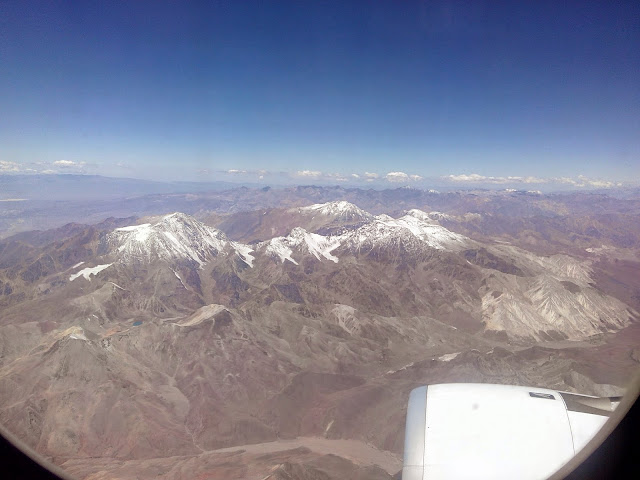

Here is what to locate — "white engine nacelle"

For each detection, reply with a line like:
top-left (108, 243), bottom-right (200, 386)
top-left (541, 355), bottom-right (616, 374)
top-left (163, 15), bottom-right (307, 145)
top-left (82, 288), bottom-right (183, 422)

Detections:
top-left (403, 383), bottom-right (619, 480)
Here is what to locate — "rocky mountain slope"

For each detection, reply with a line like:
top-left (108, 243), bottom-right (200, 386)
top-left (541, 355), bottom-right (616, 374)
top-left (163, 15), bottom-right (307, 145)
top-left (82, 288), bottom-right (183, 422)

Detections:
top-left (0, 200), bottom-right (638, 479)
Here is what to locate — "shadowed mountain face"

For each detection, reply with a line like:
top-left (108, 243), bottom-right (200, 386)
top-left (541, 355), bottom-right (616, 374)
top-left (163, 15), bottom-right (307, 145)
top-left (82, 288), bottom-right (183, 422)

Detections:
top-left (0, 194), bottom-right (639, 479)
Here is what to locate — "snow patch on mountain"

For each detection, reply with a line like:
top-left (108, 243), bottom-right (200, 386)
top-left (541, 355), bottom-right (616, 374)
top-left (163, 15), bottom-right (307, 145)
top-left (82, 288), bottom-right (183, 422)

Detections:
top-left (405, 209), bottom-right (453, 222)
top-left (375, 214), bottom-right (394, 222)
top-left (404, 209), bottom-right (435, 222)
top-left (291, 228), bottom-right (340, 262)
top-left (114, 223), bottom-right (152, 242)
top-left (69, 263), bottom-right (112, 281)
top-left (262, 227), bottom-right (341, 264)
top-left (429, 211), bottom-right (454, 221)
top-left (265, 238), bottom-right (298, 265)
top-left (172, 269), bottom-right (188, 290)
top-left (232, 242), bottom-right (255, 267)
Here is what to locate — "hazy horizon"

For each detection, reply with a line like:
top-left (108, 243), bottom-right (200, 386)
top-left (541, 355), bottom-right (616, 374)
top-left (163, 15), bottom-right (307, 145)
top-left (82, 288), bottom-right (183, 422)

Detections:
top-left (1, 171), bottom-right (639, 195)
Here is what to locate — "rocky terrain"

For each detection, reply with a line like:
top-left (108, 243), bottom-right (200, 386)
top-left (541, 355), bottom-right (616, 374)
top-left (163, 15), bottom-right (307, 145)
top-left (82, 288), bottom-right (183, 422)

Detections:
top-left (0, 190), bottom-right (639, 479)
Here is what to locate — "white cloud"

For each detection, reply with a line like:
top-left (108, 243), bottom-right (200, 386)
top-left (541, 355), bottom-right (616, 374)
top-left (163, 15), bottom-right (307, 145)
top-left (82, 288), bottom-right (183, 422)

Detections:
top-left (555, 177), bottom-right (578, 185)
top-left (447, 173), bottom-right (546, 185)
top-left (385, 171), bottom-right (409, 182)
top-left (447, 173), bottom-right (489, 182)
top-left (385, 171), bottom-right (423, 183)
top-left (351, 173), bottom-right (360, 179)
top-left (500, 176), bottom-right (545, 184)
top-left (54, 160), bottom-right (85, 167)
top-left (364, 172), bottom-right (379, 179)
top-left (446, 173), bottom-right (618, 188)
top-left (521, 176), bottom-right (545, 184)
top-left (0, 161), bottom-right (21, 172)
top-left (50, 159), bottom-right (90, 173)
top-left (326, 172), bottom-right (348, 182)
top-left (550, 176), bottom-right (615, 188)
top-left (10, 159), bottom-right (98, 175)
top-left (295, 170), bottom-right (322, 177)
top-left (583, 179), bottom-right (614, 188)
top-left (213, 168), bottom-right (275, 179)
top-left (0, 159), bottom-right (97, 175)
top-left (576, 175), bottom-right (613, 188)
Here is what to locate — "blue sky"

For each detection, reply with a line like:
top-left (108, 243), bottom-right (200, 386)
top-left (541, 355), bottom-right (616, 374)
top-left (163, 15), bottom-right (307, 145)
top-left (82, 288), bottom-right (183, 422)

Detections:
top-left (0, 1), bottom-right (638, 188)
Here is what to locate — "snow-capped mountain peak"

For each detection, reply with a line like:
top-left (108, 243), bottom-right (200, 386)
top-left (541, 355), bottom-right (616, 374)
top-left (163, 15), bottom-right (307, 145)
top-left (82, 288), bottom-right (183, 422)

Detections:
top-left (395, 214), bottom-right (468, 249)
top-left (299, 201), bottom-right (373, 221)
top-left (108, 213), bottom-right (253, 266)
top-left (343, 211), bottom-right (469, 252)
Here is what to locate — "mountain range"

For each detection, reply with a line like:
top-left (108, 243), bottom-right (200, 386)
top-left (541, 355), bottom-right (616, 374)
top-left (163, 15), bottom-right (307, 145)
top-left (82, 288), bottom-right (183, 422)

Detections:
top-left (0, 196), bottom-right (639, 479)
